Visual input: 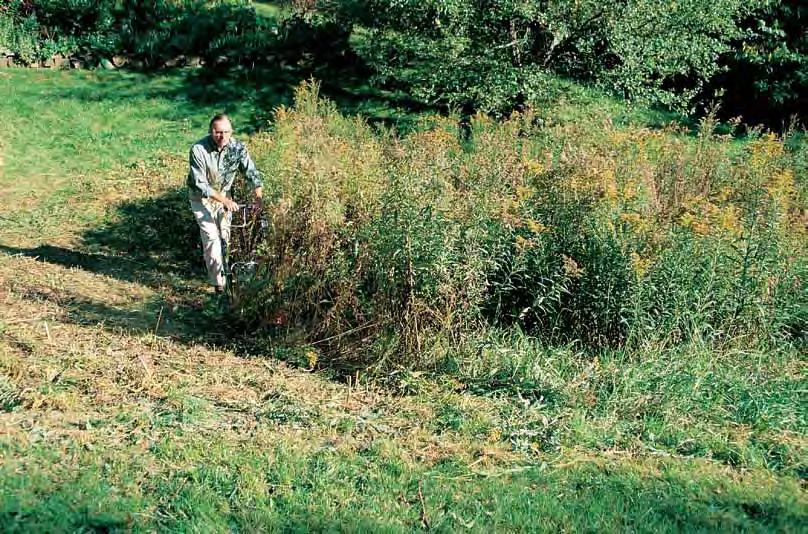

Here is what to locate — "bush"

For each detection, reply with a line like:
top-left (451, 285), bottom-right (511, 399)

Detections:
top-left (230, 81), bottom-right (805, 368)
top-left (116, 0), bottom-right (269, 68)
top-left (332, 0), bottom-right (755, 114)
top-left (0, 0), bottom-right (79, 63)
top-left (711, 0), bottom-right (808, 128)
top-left (33, 0), bottom-right (116, 39)
top-left (0, 0), bottom-right (273, 67)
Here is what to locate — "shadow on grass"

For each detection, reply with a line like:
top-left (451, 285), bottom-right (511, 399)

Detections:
top-left (2, 188), bottom-right (200, 287)
top-left (180, 65), bottom-right (438, 134)
top-left (156, 63), bottom-right (701, 139)
top-left (0, 188), bottom-right (246, 344)
top-left (42, 59), bottom-right (439, 137)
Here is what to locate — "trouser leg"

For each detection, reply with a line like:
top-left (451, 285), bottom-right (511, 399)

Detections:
top-left (219, 206), bottom-right (232, 249)
top-left (190, 197), bottom-right (232, 288)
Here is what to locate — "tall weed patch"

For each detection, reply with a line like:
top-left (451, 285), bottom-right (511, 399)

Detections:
top-left (240, 82), bottom-right (806, 367)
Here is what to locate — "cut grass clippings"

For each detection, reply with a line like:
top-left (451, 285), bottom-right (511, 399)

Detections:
top-left (0, 68), bottom-right (805, 531)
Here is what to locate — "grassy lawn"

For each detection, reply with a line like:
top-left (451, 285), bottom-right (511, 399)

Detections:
top-left (251, 1), bottom-right (284, 20)
top-left (0, 68), bottom-right (805, 532)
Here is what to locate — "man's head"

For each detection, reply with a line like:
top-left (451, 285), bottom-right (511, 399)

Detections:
top-left (209, 114), bottom-right (233, 149)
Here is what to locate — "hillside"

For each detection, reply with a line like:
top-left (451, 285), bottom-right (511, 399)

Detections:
top-left (0, 69), bottom-right (805, 532)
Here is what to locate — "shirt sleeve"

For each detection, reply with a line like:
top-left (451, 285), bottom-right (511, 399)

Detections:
top-left (189, 145), bottom-right (214, 198)
top-left (239, 144), bottom-right (263, 189)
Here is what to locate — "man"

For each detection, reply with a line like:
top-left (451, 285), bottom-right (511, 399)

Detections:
top-left (187, 114), bottom-right (263, 293)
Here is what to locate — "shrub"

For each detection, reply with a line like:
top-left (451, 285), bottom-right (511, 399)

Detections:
top-left (0, 0), bottom-right (73, 63)
top-left (330, 0), bottom-right (756, 114)
top-left (114, 0), bottom-right (269, 68)
top-left (0, 0), bottom-right (273, 67)
top-left (711, 0), bottom-right (808, 128)
top-left (233, 82), bottom-right (804, 367)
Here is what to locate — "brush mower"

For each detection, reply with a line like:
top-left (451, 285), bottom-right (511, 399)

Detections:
top-left (221, 201), bottom-right (268, 308)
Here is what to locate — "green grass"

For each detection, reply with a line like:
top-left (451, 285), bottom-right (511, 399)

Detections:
top-left (251, 1), bottom-right (284, 21)
top-left (4, 438), bottom-right (805, 532)
top-left (0, 69), bottom-right (232, 247)
top-left (0, 68), bottom-right (805, 532)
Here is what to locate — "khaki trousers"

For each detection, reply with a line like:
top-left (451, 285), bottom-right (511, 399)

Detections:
top-left (190, 197), bottom-right (232, 288)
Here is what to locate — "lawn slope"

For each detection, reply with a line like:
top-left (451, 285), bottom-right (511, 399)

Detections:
top-left (0, 69), bottom-right (805, 532)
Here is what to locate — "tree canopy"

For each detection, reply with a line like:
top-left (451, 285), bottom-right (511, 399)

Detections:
top-left (1, 0), bottom-right (804, 125)
top-left (329, 0), bottom-right (757, 113)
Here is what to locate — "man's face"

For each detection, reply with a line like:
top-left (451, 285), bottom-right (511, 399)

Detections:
top-left (210, 119), bottom-right (233, 149)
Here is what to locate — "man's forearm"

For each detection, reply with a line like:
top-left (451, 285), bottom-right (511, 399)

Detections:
top-left (209, 190), bottom-right (227, 203)
top-left (210, 190), bottom-right (238, 211)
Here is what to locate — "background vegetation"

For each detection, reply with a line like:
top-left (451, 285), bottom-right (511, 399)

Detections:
top-left (0, 1), bottom-right (805, 531)
top-left (0, 0), bottom-right (805, 126)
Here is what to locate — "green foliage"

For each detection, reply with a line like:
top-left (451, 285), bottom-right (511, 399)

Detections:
top-left (33, 0), bottom-right (116, 38)
top-left (273, 4), bottom-right (353, 66)
top-left (2, 0), bottom-right (802, 126)
top-left (232, 82), bottom-right (806, 365)
top-left (712, 0), bottom-right (808, 127)
top-left (0, 14), bottom-right (36, 63)
top-left (0, 374), bottom-right (21, 412)
top-left (0, 0), bottom-right (273, 67)
top-left (330, 0), bottom-right (755, 113)
top-left (115, 0), bottom-right (268, 67)
top-left (0, 0), bottom-right (75, 63)
top-left (598, 0), bottom-right (752, 109)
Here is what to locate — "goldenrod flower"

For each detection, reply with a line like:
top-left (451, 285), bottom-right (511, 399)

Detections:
top-left (562, 255), bottom-right (584, 279)
top-left (526, 219), bottom-right (547, 234)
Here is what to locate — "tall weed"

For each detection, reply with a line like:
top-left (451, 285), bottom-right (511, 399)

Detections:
top-left (238, 82), bottom-right (806, 367)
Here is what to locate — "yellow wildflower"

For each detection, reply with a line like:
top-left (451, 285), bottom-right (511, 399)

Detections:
top-left (516, 185), bottom-right (533, 202)
top-left (515, 235), bottom-right (529, 250)
top-left (600, 168), bottom-right (618, 200)
top-left (305, 349), bottom-right (318, 369)
top-left (630, 252), bottom-right (652, 278)
top-left (526, 219), bottom-right (547, 234)
top-left (523, 159), bottom-right (544, 176)
top-left (562, 255), bottom-right (584, 279)
top-left (620, 212), bottom-right (643, 226)
top-left (767, 169), bottom-right (795, 201)
top-left (716, 205), bottom-right (742, 237)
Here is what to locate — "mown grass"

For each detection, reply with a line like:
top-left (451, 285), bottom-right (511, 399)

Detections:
top-left (0, 68), bottom-right (806, 532)
top-left (0, 69), bottom-right (222, 248)
top-left (251, 1), bottom-right (285, 21)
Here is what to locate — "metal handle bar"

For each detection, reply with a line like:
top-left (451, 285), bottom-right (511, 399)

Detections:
top-left (229, 202), bottom-right (262, 228)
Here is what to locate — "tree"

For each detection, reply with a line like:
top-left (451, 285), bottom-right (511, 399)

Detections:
top-left (712, 0), bottom-right (807, 127)
top-left (308, 0), bottom-right (757, 114)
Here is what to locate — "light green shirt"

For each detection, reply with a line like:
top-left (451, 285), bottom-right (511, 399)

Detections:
top-left (187, 135), bottom-right (263, 199)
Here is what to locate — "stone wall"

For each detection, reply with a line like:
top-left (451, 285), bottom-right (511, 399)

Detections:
top-left (0, 53), bottom-right (87, 69)
top-left (0, 53), bottom-right (203, 69)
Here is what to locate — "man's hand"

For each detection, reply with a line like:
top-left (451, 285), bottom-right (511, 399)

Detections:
top-left (210, 191), bottom-right (240, 212)
top-left (254, 187), bottom-right (263, 206)
top-left (223, 198), bottom-right (240, 212)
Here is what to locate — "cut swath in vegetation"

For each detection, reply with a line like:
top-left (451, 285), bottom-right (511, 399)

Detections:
top-left (0, 69), bottom-right (805, 531)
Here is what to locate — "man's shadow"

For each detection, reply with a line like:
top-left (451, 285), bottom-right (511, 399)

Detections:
top-left (0, 188), bottom-right (233, 343)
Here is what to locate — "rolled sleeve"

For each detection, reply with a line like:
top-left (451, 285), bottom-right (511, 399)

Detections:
top-left (189, 145), bottom-right (214, 198)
